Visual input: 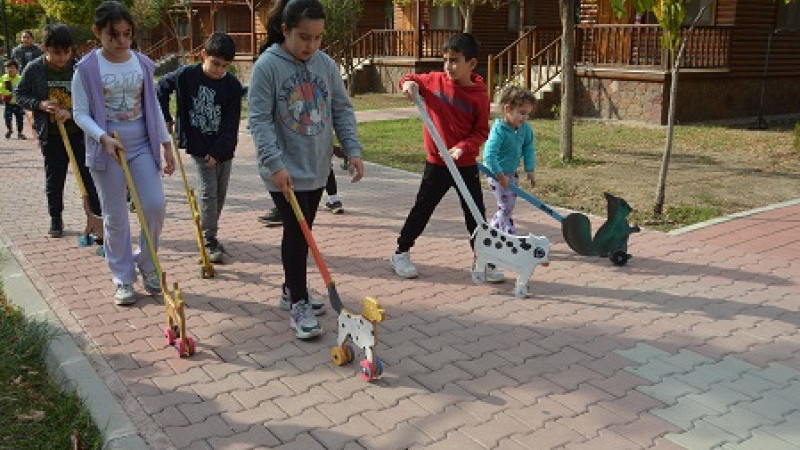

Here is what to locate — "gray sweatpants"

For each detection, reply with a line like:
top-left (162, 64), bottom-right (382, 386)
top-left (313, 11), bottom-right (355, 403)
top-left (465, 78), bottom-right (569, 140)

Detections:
top-left (192, 156), bottom-right (232, 243)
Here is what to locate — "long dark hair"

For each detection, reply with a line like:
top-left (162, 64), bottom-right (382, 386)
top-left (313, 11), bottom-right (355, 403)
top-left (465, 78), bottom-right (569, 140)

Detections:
top-left (259, 0), bottom-right (325, 54)
top-left (93, 1), bottom-right (136, 40)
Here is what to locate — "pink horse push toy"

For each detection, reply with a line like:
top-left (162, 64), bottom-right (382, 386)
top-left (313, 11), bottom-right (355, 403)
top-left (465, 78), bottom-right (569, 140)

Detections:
top-left (412, 92), bottom-right (551, 297)
top-left (285, 188), bottom-right (386, 381)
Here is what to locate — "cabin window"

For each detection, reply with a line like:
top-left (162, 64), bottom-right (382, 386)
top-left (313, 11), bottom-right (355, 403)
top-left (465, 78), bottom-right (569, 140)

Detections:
top-left (777, 0), bottom-right (800, 28)
top-left (508, 1), bottom-right (520, 33)
top-left (430, 4), bottom-right (461, 30)
top-left (683, 0), bottom-right (714, 25)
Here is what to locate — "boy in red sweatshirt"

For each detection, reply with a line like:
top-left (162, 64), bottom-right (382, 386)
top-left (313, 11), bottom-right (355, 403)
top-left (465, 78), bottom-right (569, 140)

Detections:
top-left (390, 32), bottom-right (502, 282)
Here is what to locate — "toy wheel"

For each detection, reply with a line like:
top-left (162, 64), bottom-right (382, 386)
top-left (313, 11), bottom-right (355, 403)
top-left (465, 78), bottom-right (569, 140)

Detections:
top-left (359, 360), bottom-right (375, 381)
top-left (374, 358), bottom-right (384, 376)
top-left (331, 346), bottom-right (349, 366)
top-left (610, 250), bottom-right (629, 266)
top-left (178, 337), bottom-right (195, 357)
top-left (163, 326), bottom-right (176, 345)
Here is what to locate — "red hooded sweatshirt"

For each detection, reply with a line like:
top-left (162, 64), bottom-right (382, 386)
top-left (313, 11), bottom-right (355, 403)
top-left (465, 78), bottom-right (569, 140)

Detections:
top-left (399, 71), bottom-right (490, 167)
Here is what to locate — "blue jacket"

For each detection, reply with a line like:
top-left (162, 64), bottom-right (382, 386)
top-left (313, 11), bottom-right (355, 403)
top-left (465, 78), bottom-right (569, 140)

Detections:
top-left (482, 118), bottom-right (535, 176)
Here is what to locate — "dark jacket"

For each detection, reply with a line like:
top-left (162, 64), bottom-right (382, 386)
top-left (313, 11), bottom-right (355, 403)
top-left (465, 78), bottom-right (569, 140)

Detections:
top-left (157, 64), bottom-right (243, 162)
top-left (16, 55), bottom-right (81, 148)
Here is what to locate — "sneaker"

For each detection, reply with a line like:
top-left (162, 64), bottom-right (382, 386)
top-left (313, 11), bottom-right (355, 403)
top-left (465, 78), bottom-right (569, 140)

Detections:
top-left (114, 284), bottom-right (135, 306)
top-left (391, 251), bottom-right (419, 279)
top-left (48, 217), bottom-right (63, 238)
top-left (289, 300), bottom-right (323, 339)
top-left (279, 285), bottom-right (326, 316)
top-left (258, 207), bottom-right (282, 227)
top-left (206, 238), bottom-right (225, 264)
top-left (324, 200), bottom-right (344, 214)
top-left (17, 133), bottom-right (25, 140)
top-left (486, 264), bottom-right (505, 283)
top-left (4, 130), bottom-right (11, 139)
top-left (138, 266), bottom-right (162, 294)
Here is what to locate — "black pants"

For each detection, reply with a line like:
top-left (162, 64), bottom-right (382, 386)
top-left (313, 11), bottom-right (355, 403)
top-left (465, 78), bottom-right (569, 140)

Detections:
top-left (4, 104), bottom-right (23, 133)
top-left (270, 187), bottom-right (324, 303)
top-left (42, 132), bottom-right (102, 218)
top-left (397, 162), bottom-right (486, 253)
top-left (325, 167), bottom-right (337, 196)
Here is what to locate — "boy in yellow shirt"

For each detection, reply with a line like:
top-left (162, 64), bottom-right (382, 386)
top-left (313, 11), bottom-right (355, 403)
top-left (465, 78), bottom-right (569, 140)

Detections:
top-left (0, 60), bottom-right (25, 139)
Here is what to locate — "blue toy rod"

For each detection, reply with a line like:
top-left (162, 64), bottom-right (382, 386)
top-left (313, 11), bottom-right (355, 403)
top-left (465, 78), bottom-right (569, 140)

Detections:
top-left (477, 162), bottom-right (565, 222)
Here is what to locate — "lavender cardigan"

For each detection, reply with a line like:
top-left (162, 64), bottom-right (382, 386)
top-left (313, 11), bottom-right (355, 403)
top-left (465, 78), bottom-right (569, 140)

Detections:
top-left (75, 50), bottom-right (165, 171)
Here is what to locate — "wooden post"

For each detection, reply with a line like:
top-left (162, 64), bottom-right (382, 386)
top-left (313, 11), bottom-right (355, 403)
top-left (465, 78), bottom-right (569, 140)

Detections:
top-left (487, 55), bottom-right (495, 99)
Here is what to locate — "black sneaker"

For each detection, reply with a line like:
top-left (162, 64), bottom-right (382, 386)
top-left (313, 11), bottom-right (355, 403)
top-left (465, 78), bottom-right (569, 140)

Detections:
top-left (17, 133), bottom-right (26, 140)
top-left (325, 200), bottom-right (344, 214)
top-left (4, 130), bottom-right (11, 139)
top-left (258, 207), bottom-right (282, 227)
top-left (48, 217), bottom-right (64, 238)
top-left (206, 238), bottom-right (225, 264)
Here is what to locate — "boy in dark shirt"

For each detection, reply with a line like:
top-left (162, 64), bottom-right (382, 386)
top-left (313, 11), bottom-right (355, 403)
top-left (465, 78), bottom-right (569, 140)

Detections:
top-left (157, 32), bottom-right (243, 263)
top-left (16, 23), bottom-right (101, 238)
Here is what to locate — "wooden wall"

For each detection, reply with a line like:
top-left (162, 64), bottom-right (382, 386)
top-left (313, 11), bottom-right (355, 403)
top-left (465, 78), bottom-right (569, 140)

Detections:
top-left (729, 0), bottom-right (800, 75)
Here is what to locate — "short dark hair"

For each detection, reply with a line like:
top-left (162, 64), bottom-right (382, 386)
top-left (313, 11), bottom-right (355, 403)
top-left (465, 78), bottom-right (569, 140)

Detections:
top-left (42, 23), bottom-right (73, 50)
top-left (499, 85), bottom-right (536, 109)
top-left (4, 59), bottom-right (18, 68)
top-left (442, 32), bottom-right (480, 61)
top-left (205, 32), bottom-right (236, 61)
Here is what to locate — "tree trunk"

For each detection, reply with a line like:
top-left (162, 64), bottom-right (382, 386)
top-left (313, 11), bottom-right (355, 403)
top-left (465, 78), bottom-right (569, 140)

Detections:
top-left (559, 0), bottom-right (575, 162)
top-left (461, 3), bottom-right (474, 33)
top-left (653, 47), bottom-right (682, 217)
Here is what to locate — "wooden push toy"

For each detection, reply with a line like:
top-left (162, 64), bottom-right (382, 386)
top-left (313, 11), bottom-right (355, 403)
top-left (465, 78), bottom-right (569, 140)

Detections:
top-left (114, 138), bottom-right (195, 357)
top-left (412, 92), bottom-right (550, 297)
top-left (171, 132), bottom-right (215, 278)
top-left (57, 121), bottom-right (103, 250)
top-left (285, 188), bottom-right (385, 381)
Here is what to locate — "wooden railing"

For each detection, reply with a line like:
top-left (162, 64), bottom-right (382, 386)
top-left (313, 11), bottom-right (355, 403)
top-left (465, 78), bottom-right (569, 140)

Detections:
top-left (576, 24), bottom-right (732, 68)
top-left (487, 27), bottom-right (562, 99)
top-left (143, 36), bottom-right (191, 62)
top-left (328, 29), bottom-right (461, 66)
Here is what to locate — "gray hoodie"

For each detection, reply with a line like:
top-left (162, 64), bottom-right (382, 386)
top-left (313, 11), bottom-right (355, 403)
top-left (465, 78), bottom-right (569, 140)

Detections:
top-left (248, 43), bottom-right (362, 192)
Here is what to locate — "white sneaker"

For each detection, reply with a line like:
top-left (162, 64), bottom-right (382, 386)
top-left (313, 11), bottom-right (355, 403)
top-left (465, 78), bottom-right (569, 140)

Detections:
top-left (279, 286), bottom-right (326, 315)
top-left (114, 284), bottom-right (135, 306)
top-left (138, 266), bottom-right (162, 294)
top-left (289, 300), bottom-right (323, 339)
top-left (391, 251), bottom-right (419, 279)
top-left (486, 265), bottom-right (505, 283)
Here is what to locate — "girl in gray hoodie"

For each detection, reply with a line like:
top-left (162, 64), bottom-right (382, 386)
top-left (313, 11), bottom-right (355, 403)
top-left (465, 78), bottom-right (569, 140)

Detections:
top-left (248, 0), bottom-right (365, 340)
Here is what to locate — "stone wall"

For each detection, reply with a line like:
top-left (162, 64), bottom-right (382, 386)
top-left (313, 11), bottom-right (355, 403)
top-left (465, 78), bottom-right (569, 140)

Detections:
top-left (575, 76), bottom-right (666, 124)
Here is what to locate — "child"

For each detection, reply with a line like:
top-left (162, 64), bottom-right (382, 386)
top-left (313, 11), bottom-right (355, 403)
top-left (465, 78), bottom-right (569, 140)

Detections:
top-left (0, 60), bottom-right (25, 139)
top-left (390, 32), bottom-right (502, 283)
top-left (72, 1), bottom-right (175, 306)
top-left (482, 85), bottom-right (536, 235)
top-left (11, 29), bottom-right (43, 73)
top-left (157, 31), bottom-right (243, 263)
top-left (16, 23), bottom-right (102, 239)
top-left (248, 0), bottom-right (365, 339)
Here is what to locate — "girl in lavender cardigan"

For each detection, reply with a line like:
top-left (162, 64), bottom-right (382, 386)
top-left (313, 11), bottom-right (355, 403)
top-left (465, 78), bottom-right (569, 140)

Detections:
top-left (72, 1), bottom-right (175, 306)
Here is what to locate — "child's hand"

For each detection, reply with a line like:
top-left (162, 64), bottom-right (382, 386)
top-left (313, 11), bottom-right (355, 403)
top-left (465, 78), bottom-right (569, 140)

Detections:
top-left (39, 100), bottom-right (58, 114)
top-left (526, 172), bottom-right (536, 187)
top-left (401, 80), bottom-right (418, 101)
top-left (163, 145), bottom-right (176, 175)
top-left (348, 157), bottom-right (364, 182)
top-left (204, 155), bottom-right (217, 169)
top-left (272, 168), bottom-right (293, 195)
top-left (498, 172), bottom-right (510, 189)
top-left (54, 108), bottom-right (71, 123)
top-left (448, 147), bottom-right (464, 160)
top-left (100, 134), bottom-right (124, 164)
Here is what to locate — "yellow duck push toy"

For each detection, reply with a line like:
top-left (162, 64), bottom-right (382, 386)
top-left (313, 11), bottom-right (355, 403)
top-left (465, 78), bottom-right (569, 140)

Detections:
top-left (171, 132), bottom-right (215, 278)
top-left (57, 121), bottom-right (103, 251)
top-left (285, 188), bottom-right (385, 381)
top-left (114, 136), bottom-right (195, 357)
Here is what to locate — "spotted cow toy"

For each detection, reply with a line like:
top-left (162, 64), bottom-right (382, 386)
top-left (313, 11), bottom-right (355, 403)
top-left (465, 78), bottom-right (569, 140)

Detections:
top-left (472, 223), bottom-right (550, 298)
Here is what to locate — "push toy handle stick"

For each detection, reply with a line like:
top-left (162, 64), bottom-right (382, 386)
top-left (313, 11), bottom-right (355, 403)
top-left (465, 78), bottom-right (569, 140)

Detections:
top-left (477, 162), bottom-right (565, 222)
top-left (412, 92), bottom-right (485, 226)
top-left (57, 121), bottom-right (89, 198)
top-left (113, 133), bottom-right (163, 279)
top-left (171, 131), bottom-right (192, 196)
top-left (285, 188), bottom-right (344, 314)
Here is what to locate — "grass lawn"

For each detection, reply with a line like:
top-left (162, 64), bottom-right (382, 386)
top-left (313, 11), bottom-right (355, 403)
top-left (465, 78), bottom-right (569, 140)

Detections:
top-left (0, 274), bottom-right (103, 449)
top-left (357, 116), bottom-right (800, 231)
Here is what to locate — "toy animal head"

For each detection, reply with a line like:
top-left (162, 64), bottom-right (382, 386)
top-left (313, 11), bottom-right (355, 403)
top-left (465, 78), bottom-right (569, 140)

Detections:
top-left (361, 297), bottom-right (385, 323)
top-left (604, 192), bottom-right (632, 222)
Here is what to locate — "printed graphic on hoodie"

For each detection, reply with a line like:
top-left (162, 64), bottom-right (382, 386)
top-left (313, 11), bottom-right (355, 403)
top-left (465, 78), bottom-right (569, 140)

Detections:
top-left (189, 85), bottom-right (221, 134)
top-left (102, 70), bottom-right (143, 121)
top-left (277, 71), bottom-right (328, 136)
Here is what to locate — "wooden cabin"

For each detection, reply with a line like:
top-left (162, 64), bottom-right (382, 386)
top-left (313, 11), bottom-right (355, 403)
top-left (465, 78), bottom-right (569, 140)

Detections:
top-left (140, 0), bottom-right (800, 124)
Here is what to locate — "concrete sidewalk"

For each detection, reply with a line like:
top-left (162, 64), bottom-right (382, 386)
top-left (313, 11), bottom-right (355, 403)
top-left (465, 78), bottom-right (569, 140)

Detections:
top-left (1, 110), bottom-right (800, 450)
